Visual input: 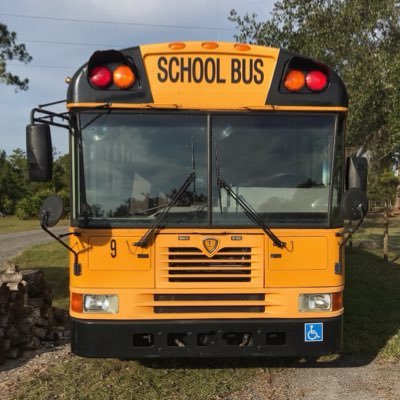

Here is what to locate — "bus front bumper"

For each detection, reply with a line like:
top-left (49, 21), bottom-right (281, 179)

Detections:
top-left (71, 316), bottom-right (343, 358)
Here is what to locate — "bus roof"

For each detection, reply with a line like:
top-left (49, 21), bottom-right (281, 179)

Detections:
top-left (66, 41), bottom-right (348, 111)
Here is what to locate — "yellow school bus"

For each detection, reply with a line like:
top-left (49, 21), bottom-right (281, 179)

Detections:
top-left (26, 41), bottom-right (368, 358)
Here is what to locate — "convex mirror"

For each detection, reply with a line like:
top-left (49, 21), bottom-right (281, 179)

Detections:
top-left (341, 188), bottom-right (368, 221)
top-left (40, 195), bottom-right (64, 227)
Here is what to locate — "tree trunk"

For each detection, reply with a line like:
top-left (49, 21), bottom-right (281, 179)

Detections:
top-left (383, 202), bottom-right (389, 261)
top-left (394, 180), bottom-right (400, 211)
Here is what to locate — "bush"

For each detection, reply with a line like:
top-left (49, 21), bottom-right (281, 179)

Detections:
top-left (15, 190), bottom-right (53, 220)
top-left (15, 189), bottom-right (70, 220)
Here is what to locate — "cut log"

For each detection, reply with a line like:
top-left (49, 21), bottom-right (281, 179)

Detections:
top-left (21, 270), bottom-right (46, 297)
top-left (5, 325), bottom-right (19, 341)
top-left (0, 301), bottom-right (11, 316)
top-left (33, 327), bottom-right (47, 340)
top-left (6, 347), bottom-right (22, 359)
top-left (24, 336), bottom-right (41, 350)
top-left (4, 262), bottom-right (20, 274)
top-left (0, 272), bottom-right (23, 285)
top-left (0, 283), bottom-right (11, 303)
top-left (0, 338), bottom-right (4, 365)
top-left (3, 338), bottom-right (11, 352)
top-left (0, 266), bottom-right (70, 363)
top-left (54, 308), bottom-right (69, 323)
top-left (17, 318), bottom-right (34, 335)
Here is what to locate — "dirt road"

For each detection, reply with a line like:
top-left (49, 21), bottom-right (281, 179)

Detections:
top-left (0, 226), bottom-right (67, 270)
top-left (226, 356), bottom-right (400, 399)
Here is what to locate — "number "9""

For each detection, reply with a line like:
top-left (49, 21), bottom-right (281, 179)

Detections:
top-left (110, 239), bottom-right (117, 258)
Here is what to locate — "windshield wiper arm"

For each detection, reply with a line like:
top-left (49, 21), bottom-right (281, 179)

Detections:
top-left (134, 172), bottom-right (195, 247)
top-left (217, 178), bottom-right (286, 249)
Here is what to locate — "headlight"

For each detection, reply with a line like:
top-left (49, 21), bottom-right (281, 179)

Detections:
top-left (299, 293), bottom-right (331, 312)
top-left (83, 294), bottom-right (119, 313)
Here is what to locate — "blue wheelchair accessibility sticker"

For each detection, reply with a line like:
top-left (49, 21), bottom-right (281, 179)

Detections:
top-left (304, 323), bottom-right (323, 342)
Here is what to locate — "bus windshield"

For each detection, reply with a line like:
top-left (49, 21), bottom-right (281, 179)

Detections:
top-left (77, 112), bottom-right (340, 228)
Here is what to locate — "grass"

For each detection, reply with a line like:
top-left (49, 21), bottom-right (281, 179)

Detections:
top-left (0, 215), bottom-right (41, 234)
top-left (9, 229), bottom-right (400, 399)
top-left (0, 215), bottom-right (69, 235)
top-left (351, 211), bottom-right (400, 259)
top-left (13, 358), bottom-right (256, 400)
top-left (343, 247), bottom-right (400, 359)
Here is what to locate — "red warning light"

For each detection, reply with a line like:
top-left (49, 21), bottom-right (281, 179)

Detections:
top-left (89, 66), bottom-right (112, 89)
top-left (306, 70), bottom-right (328, 92)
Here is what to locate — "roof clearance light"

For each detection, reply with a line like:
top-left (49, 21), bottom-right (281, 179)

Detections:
top-left (89, 66), bottom-right (112, 88)
top-left (113, 65), bottom-right (136, 89)
top-left (234, 43), bottom-right (251, 52)
top-left (283, 70), bottom-right (306, 92)
top-left (169, 42), bottom-right (186, 50)
top-left (306, 70), bottom-right (328, 92)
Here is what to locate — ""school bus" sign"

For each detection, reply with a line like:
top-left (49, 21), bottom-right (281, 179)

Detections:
top-left (157, 56), bottom-right (265, 85)
top-left (141, 43), bottom-right (279, 109)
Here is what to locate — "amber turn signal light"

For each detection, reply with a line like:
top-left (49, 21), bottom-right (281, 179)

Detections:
top-left (71, 293), bottom-right (83, 313)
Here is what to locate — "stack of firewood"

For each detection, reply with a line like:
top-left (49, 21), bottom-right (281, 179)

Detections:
top-left (0, 263), bottom-right (69, 364)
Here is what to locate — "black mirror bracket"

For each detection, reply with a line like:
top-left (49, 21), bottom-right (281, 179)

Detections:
top-left (336, 203), bottom-right (367, 247)
top-left (40, 195), bottom-right (82, 277)
top-left (40, 213), bottom-right (82, 276)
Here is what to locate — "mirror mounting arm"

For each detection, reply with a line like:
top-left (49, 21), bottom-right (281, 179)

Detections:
top-left (40, 212), bottom-right (81, 276)
top-left (337, 204), bottom-right (367, 247)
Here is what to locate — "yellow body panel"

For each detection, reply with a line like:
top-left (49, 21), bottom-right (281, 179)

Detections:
top-left (69, 228), bottom-right (344, 320)
top-left (140, 42), bottom-right (279, 109)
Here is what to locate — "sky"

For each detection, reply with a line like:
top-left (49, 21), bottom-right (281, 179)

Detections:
top-left (0, 0), bottom-right (274, 155)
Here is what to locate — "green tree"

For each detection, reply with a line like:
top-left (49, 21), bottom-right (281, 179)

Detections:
top-left (0, 148), bottom-right (70, 218)
top-left (368, 167), bottom-right (399, 206)
top-left (53, 154), bottom-right (70, 193)
top-left (229, 0), bottom-right (400, 158)
top-left (0, 23), bottom-right (32, 90)
top-left (0, 149), bottom-right (27, 214)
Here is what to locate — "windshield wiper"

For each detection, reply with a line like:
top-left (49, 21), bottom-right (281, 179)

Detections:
top-left (214, 144), bottom-right (285, 249)
top-left (132, 204), bottom-right (169, 215)
top-left (134, 172), bottom-right (195, 247)
top-left (217, 178), bottom-right (286, 249)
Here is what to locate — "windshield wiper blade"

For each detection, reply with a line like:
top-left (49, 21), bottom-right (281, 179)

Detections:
top-left (134, 172), bottom-right (195, 247)
top-left (132, 204), bottom-right (169, 215)
top-left (217, 178), bottom-right (286, 249)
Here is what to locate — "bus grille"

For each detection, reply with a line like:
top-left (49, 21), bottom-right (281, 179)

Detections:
top-left (167, 247), bottom-right (252, 283)
top-left (154, 293), bottom-right (265, 314)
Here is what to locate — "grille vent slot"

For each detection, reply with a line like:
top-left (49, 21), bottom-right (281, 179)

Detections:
top-left (167, 247), bottom-right (253, 283)
top-left (154, 293), bottom-right (265, 314)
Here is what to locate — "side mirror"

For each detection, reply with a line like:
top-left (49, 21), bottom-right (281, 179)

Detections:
top-left (26, 124), bottom-right (53, 182)
top-left (40, 195), bottom-right (64, 227)
top-left (341, 188), bottom-right (368, 221)
top-left (346, 156), bottom-right (368, 193)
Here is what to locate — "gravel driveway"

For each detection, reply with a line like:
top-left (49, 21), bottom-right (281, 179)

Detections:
top-left (0, 226), bottom-right (67, 270)
top-left (225, 356), bottom-right (400, 399)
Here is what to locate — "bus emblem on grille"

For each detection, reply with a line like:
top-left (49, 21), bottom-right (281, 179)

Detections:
top-left (202, 237), bottom-right (219, 255)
